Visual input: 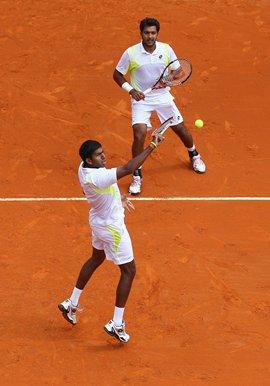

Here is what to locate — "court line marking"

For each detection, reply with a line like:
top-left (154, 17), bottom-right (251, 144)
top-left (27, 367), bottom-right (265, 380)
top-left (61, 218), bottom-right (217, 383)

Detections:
top-left (0, 197), bottom-right (269, 202)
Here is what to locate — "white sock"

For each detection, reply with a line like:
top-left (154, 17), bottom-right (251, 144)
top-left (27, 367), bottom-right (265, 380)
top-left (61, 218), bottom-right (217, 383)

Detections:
top-left (70, 287), bottom-right (82, 306)
top-left (187, 145), bottom-right (195, 152)
top-left (113, 306), bottom-right (125, 326)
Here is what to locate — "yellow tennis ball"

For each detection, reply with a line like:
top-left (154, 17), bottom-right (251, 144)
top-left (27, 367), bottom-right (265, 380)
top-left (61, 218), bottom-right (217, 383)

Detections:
top-left (195, 119), bottom-right (204, 128)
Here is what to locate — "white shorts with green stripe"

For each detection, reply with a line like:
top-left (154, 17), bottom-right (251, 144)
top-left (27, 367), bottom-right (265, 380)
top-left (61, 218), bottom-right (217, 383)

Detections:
top-left (92, 224), bottom-right (134, 265)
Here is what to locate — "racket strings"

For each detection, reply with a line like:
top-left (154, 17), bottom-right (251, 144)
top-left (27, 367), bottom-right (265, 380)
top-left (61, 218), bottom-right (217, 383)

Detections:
top-left (162, 63), bottom-right (191, 86)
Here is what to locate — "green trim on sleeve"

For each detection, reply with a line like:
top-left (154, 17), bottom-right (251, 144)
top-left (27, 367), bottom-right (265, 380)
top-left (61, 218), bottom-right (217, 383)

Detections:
top-left (162, 43), bottom-right (171, 66)
top-left (127, 46), bottom-right (140, 90)
top-left (127, 46), bottom-right (140, 72)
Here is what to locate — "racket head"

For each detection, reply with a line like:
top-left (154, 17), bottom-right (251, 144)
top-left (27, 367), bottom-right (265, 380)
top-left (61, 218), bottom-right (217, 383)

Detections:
top-left (162, 59), bottom-right (192, 87)
top-left (152, 116), bottom-right (174, 136)
top-left (143, 58), bottom-right (192, 95)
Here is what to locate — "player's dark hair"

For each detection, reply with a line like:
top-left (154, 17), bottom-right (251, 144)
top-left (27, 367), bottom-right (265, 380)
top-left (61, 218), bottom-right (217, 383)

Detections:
top-left (140, 17), bottom-right (160, 33)
top-left (79, 140), bottom-right (101, 162)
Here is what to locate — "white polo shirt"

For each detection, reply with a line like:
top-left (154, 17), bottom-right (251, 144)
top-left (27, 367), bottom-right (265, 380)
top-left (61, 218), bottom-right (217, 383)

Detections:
top-left (116, 41), bottom-right (180, 103)
top-left (78, 163), bottom-right (125, 228)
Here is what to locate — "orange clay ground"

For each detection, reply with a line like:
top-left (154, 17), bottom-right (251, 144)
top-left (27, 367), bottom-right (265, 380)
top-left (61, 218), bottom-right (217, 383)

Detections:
top-left (0, 1), bottom-right (269, 385)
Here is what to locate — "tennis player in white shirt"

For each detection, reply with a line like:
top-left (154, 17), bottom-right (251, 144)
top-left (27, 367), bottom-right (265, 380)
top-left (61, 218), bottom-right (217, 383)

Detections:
top-left (58, 133), bottom-right (163, 343)
top-left (113, 17), bottom-right (206, 195)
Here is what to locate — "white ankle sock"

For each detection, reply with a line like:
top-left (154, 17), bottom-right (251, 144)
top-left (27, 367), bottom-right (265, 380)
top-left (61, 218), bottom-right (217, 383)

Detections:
top-left (113, 306), bottom-right (124, 326)
top-left (70, 287), bottom-right (82, 306)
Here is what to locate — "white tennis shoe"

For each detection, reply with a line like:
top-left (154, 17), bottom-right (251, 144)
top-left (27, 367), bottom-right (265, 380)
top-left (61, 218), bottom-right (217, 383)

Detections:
top-left (191, 155), bottom-right (206, 173)
top-left (128, 176), bottom-right (142, 195)
top-left (58, 298), bottom-right (81, 325)
top-left (104, 320), bottom-right (130, 343)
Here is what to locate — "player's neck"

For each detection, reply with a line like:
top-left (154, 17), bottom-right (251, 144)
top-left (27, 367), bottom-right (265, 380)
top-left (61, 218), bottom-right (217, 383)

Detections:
top-left (142, 41), bottom-right (156, 53)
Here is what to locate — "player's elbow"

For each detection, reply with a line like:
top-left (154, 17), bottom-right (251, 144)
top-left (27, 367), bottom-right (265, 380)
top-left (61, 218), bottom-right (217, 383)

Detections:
top-left (122, 164), bottom-right (133, 175)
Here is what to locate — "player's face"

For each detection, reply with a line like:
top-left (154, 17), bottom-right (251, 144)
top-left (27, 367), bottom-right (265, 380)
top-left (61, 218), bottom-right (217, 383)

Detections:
top-left (88, 147), bottom-right (107, 168)
top-left (141, 26), bottom-right (158, 47)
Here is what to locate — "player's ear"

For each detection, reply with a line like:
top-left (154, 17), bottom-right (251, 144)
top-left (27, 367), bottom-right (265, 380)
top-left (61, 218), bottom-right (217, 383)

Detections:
top-left (85, 157), bottom-right (93, 165)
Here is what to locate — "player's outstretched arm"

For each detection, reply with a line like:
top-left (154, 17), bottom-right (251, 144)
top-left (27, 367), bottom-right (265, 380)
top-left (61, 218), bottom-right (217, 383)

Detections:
top-left (116, 135), bottom-right (163, 180)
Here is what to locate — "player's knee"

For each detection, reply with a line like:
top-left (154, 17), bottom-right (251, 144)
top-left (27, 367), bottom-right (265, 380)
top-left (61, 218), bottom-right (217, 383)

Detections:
top-left (134, 132), bottom-right (146, 144)
top-left (129, 262), bottom-right (136, 279)
top-left (172, 122), bottom-right (188, 135)
top-left (174, 121), bottom-right (186, 130)
top-left (90, 252), bottom-right (105, 267)
top-left (133, 125), bottom-right (147, 143)
top-left (121, 261), bottom-right (136, 279)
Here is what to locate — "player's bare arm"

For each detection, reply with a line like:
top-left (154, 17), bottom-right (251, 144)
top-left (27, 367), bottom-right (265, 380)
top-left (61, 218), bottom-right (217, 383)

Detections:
top-left (116, 135), bottom-right (163, 180)
top-left (113, 69), bottom-right (145, 101)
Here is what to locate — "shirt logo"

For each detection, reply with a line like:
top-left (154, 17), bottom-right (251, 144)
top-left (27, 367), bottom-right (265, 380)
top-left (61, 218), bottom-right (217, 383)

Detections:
top-left (159, 55), bottom-right (163, 59)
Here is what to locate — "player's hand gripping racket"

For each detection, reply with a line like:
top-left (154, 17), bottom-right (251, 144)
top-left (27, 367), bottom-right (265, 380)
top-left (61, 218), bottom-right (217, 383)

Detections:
top-left (143, 59), bottom-right (192, 95)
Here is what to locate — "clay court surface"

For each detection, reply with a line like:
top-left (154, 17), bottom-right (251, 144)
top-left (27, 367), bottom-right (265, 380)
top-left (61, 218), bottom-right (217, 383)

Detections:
top-left (1, 1), bottom-right (269, 385)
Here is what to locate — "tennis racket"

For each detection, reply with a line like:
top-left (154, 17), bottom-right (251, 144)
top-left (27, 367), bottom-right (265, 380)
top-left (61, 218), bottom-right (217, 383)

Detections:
top-left (143, 58), bottom-right (192, 95)
top-left (152, 116), bottom-right (174, 137)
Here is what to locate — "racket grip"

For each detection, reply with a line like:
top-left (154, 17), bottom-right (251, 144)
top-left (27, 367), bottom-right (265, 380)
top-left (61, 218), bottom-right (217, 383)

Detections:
top-left (143, 86), bottom-right (170, 95)
top-left (143, 87), bottom-right (152, 95)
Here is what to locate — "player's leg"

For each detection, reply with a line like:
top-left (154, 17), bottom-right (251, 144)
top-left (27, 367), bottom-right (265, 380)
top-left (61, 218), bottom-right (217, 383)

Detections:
top-left (58, 229), bottom-right (106, 325)
top-left (104, 225), bottom-right (135, 342)
top-left (129, 103), bottom-right (152, 195)
top-left (115, 260), bottom-right (136, 308)
top-left (104, 261), bottom-right (136, 343)
top-left (172, 122), bottom-right (206, 173)
top-left (75, 247), bottom-right (106, 290)
top-left (132, 123), bottom-right (148, 157)
top-left (156, 102), bottom-right (206, 173)
top-left (58, 248), bottom-right (105, 325)
top-left (129, 123), bottom-right (147, 194)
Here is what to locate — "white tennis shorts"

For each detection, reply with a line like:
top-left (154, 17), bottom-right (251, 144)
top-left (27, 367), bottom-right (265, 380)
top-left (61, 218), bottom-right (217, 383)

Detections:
top-left (91, 223), bottom-right (134, 265)
top-left (132, 100), bottom-right (183, 128)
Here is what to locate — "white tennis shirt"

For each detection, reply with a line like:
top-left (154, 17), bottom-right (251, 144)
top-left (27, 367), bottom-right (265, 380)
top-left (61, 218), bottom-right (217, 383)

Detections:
top-left (116, 41), bottom-right (180, 103)
top-left (78, 163), bottom-right (124, 228)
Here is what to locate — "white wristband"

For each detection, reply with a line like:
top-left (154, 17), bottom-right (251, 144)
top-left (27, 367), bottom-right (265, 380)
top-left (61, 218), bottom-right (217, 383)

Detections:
top-left (122, 82), bottom-right (133, 93)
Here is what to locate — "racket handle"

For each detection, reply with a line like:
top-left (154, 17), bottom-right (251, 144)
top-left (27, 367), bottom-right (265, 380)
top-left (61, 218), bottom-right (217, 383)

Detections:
top-left (143, 86), bottom-right (170, 95)
top-left (143, 87), bottom-right (152, 95)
